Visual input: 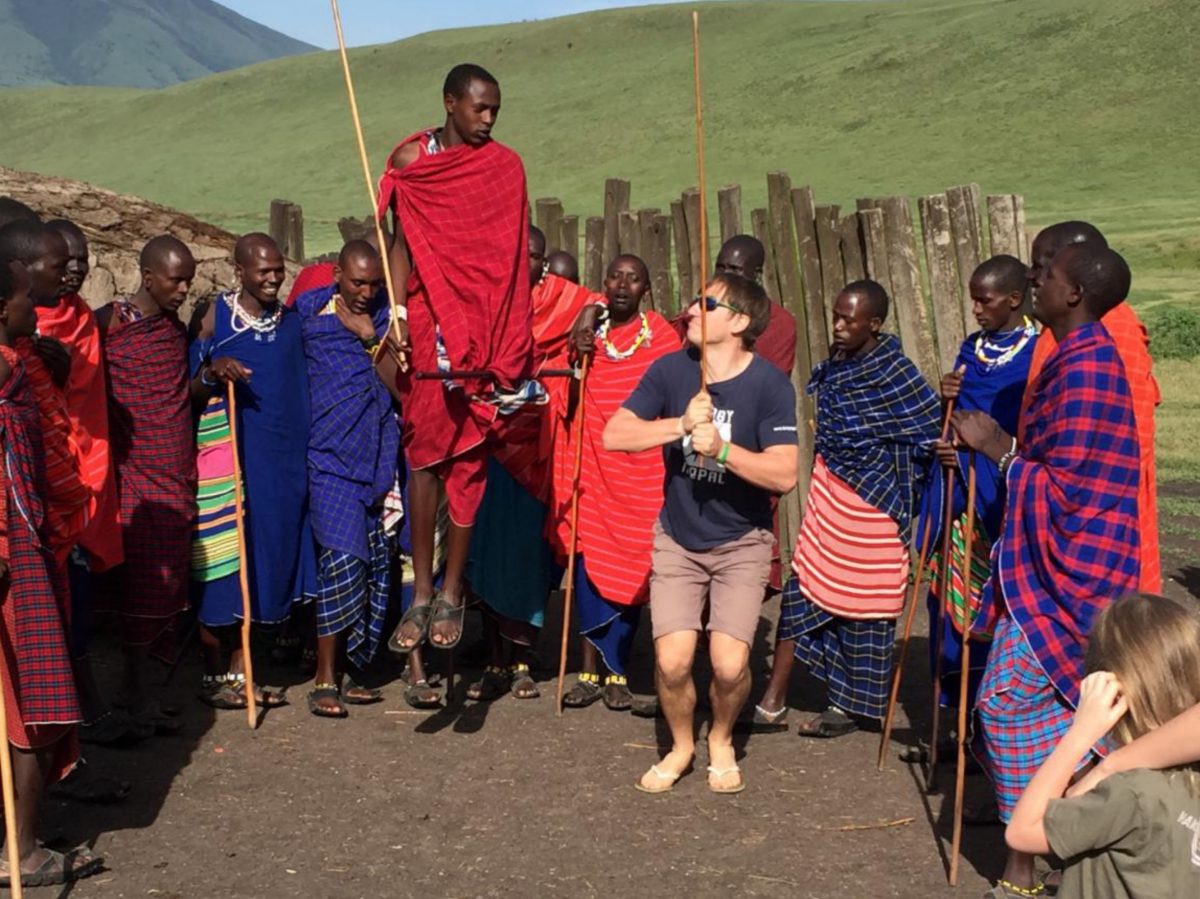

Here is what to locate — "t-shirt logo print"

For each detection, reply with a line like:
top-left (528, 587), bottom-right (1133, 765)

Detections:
top-left (1182, 811), bottom-right (1200, 867)
top-left (683, 408), bottom-right (733, 483)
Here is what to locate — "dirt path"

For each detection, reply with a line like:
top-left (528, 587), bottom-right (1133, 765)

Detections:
top-left (36, 486), bottom-right (1199, 899)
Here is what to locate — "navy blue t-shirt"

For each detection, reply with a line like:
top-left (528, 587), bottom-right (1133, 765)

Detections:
top-left (623, 348), bottom-right (798, 551)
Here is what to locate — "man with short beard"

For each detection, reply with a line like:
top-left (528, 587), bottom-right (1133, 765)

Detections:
top-left (190, 233), bottom-right (314, 711)
top-left (96, 235), bottom-right (198, 718)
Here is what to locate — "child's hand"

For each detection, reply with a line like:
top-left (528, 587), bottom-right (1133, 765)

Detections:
top-left (1070, 671), bottom-right (1128, 745)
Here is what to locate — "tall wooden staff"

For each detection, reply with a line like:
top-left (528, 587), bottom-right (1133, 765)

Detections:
top-left (691, 11), bottom-right (710, 390)
top-left (948, 456), bottom-right (978, 886)
top-left (556, 356), bottom-right (592, 716)
top-left (0, 667), bottom-right (24, 897)
top-left (329, 0), bottom-right (406, 366)
top-left (226, 383), bottom-right (257, 729)
top-left (926, 455), bottom-right (958, 791)
top-left (877, 398), bottom-right (957, 768)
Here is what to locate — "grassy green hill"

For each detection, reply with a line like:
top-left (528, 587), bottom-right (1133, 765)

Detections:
top-left (0, 0), bottom-right (316, 87)
top-left (0, 0), bottom-right (1195, 307)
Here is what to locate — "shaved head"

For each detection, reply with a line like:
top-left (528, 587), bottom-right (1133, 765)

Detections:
top-left (140, 235), bottom-right (194, 271)
top-left (45, 218), bottom-right (85, 242)
top-left (338, 239), bottom-right (379, 269)
top-left (0, 197), bottom-right (39, 230)
top-left (607, 253), bottom-right (650, 283)
top-left (715, 235), bottom-right (765, 283)
top-left (973, 254), bottom-right (1028, 296)
top-left (546, 250), bottom-right (578, 284)
top-left (1029, 220), bottom-right (1107, 282)
top-left (1057, 243), bottom-right (1131, 318)
top-left (234, 232), bottom-right (281, 266)
top-left (843, 279), bottom-right (889, 322)
top-left (0, 219), bottom-right (46, 265)
top-left (528, 225), bottom-right (546, 257)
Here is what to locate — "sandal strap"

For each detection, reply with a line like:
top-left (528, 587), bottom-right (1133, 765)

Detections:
top-left (996, 881), bottom-right (1047, 897)
top-left (510, 663), bottom-right (532, 676)
top-left (202, 672), bottom-right (246, 687)
top-left (604, 674), bottom-right (627, 686)
top-left (578, 671), bottom-right (600, 685)
top-left (313, 682), bottom-right (338, 691)
top-left (485, 665), bottom-right (508, 677)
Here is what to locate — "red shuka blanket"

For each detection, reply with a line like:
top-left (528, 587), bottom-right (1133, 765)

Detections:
top-left (101, 307), bottom-right (197, 647)
top-left (0, 346), bottom-right (81, 770)
top-left (493, 274), bottom-right (600, 501)
top-left (550, 312), bottom-right (681, 604)
top-left (35, 294), bottom-right (123, 571)
top-left (377, 130), bottom-right (533, 470)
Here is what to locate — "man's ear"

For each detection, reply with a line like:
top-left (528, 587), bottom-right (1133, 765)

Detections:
top-left (870, 315), bottom-right (884, 334)
top-left (1067, 281), bottom-right (1085, 309)
top-left (443, 93), bottom-right (456, 115)
top-left (332, 265), bottom-right (343, 284)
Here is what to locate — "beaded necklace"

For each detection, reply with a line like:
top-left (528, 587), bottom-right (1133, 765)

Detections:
top-left (226, 289), bottom-right (283, 335)
top-left (974, 316), bottom-right (1035, 369)
top-left (598, 313), bottom-right (651, 361)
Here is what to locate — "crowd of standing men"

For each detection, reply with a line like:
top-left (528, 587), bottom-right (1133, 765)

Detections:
top-left (0, 60), bottom-right (1192, 899)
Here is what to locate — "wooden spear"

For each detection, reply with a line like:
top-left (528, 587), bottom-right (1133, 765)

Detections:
top-left (556, 356), bottom-right (592, 716)
top-left (949, 456), bottom-right (978, 886)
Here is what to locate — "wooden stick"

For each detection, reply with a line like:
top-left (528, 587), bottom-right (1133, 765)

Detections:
top-left (556, 357), bottom-right (591, 716)
top-left (330, 0), bottom-right (407, 368)
top-left (691, 11), bottom-right (709, 391)
top-left (0, 668), bottom-right (24, 898)
top-left (926, 460), bottom-right (956, 791)
top-left (877, 398), bottom-right (956, 768)
top-left (949, 456), bottom-right (978, 886)
top-left (226, 382), bottom-right (257, 730)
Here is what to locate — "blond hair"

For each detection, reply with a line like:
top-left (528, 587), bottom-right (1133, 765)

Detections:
top-left (1086, 592), bottom-right (1200, 794)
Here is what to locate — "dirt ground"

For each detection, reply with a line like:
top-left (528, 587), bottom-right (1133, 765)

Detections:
top-left (31, 490), bottom-right (1200, 899)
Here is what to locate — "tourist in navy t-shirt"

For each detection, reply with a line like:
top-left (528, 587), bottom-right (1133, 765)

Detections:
top-left (604, 272), bottom-right (798, 795)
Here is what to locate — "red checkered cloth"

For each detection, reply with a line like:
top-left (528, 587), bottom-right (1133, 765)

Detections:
top-left (1020, 303), bottom-right (1160, 592)
top-left (377, 130), bottom-right (533, 482)
top-left (549, 312), bottom-right (681, 604)
top-left (492, 274), bottom-right (600, 501)
top-left (14, 338), bottom-right (90, 566)
top-left (286, 261), bottom-right (335, 307)
top-left (100, 305), bottom-right (198, 650)
top-left (988, 321), bottom-right (1140, 705)
top-left (36, 294), bottom-right (124, 571)
top-left (0, 346), bottom-right (81, 771)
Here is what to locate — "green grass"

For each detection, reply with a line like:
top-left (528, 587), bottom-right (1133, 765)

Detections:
top-left (0, 0), bottom-right (1196, 311)
top-left (1154, 359), bottom-right (1200, 487)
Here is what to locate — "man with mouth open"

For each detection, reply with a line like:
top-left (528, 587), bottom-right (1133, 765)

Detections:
top-left (189, 233), bottom-right (315, 711)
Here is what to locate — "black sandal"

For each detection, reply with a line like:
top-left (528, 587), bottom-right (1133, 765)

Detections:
top-left (0, 845), bottom-right (104, 887)
top-left (307, 684), bottom-right (348, 719)
top-left (428, 591), bottom-right (465, 649)
top-left (341, 675), bottom-right (383, 705)
top-left (602, 674), bottom-right (632, 711)
top-left (796, 707), bottom-right (859, 739)
top-left (388, 602), bottom-right (433, 654)
top-left (510, 664), bottom-right (540, 700)
top-left (200, 674), bottom-right (288, 710)
top-left (562, 673), bottom-right (603, 708)
top-left (467, 666), bottom-right (511, 702)
top-left (403, 677), bottom-right (442, 710)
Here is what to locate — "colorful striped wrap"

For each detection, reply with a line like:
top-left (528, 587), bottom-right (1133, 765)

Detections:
top-left (191, 393), bottom-right (239, 583)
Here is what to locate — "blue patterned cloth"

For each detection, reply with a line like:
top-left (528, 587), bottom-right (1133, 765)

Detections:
top-left (315, 517), bottom-right (393, 669)
top-left (296, 284), bottom-right (399, 562)
top-left (574, 555), bottom-right (641, 677)
top-left (781, 578), bottom-right (895, 719)
top-left (190, 295), bottom-right (318, 625)
top-left (807, 334), bottom-right (940, 542)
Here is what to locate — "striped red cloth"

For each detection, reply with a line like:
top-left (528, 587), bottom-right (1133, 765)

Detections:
top-left (101, 305), bottom-right (197, 648)
top-left (377, 130), bottom-right (533, 477)
top-left (14, 338), bottom-right (90, 566)
top-left (0, 346), bottom-right (81, 771)
top-left (1019, 303), bottom-right (1160, 592)
top-left (492, 274), bottom-right (600, 501)
top-left (549, 312), bottom-right (681, 604)
top-left (793, 455), bottom-right (909, 619)
top-left (35, 293), bottom-right (124, 571)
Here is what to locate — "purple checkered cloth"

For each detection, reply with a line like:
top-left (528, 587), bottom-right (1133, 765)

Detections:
top-left (297, 285), bottom-right (400, 562)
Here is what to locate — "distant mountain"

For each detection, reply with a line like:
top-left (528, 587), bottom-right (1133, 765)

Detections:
top-left (0, 0), bottom-right (317, 88)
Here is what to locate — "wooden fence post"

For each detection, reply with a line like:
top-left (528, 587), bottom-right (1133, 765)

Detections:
top-left (1013, 195), bottom-right (1028, 263)
top-left (603, 178), bottom-right (631, 268)
top-left (646, 213), bottom-right (674, 315)
top-left (718, 184), bottom-right (743, 244)
top-left (986, 194), bottom-right (1019, 258)
top-left (751, 208), bottom-right (779, 301)
top-left (671, 199), bottom-right (692, 306)
top-left (269, 199), bottom-right (291, 255)
top-left (814, 205), bottom-right (845, 347)
top-left (859, 205), bottom-right (892, 301)
top-left (682, 189), bottom-right (704, 293)
top-left (839, 213), bottom-right (867, 283)
top-left (946, 184), bottom-right (983, 331)
top-left (618, 211), bottom-right (639, 258)
top-left (535, 197), bottom-right (564, 252)
top-left (792, 186), bottom-right (829, 363)
top-left (918, 192), bottom-right (966, 376)
top-left (286, 204), bottom-right (304, 263)
top-left (879, 196), bottom-right (940, 385)
top-left (584, 217), bottom-right (605, 291)
top-left (561, 215), bottom-right (579, 262)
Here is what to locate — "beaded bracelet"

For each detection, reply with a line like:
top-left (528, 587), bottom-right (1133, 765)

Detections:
top-left (997, 436), bottom-right (1019, 476)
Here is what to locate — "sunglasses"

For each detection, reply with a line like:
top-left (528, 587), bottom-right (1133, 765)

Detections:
top-left (690, 295), bottom-right (744, 315)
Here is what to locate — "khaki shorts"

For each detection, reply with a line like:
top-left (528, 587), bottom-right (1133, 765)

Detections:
top-left (649, 521), bottom-right (774, 646)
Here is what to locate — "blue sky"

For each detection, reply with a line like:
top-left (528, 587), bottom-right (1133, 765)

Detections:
top-left (217, 1), bottom-right (696, 48)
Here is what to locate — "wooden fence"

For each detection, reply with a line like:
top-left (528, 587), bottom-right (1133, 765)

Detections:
top-left (275, 177), bottom-right (1028, 554)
